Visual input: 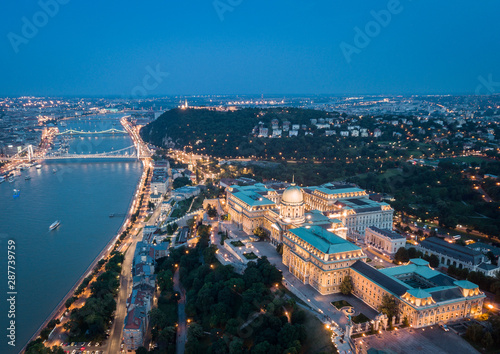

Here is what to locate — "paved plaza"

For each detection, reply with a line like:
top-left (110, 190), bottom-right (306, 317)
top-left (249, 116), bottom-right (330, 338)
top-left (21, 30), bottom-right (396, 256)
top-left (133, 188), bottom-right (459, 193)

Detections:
top-left (354, 326), bottom-right (479, 354)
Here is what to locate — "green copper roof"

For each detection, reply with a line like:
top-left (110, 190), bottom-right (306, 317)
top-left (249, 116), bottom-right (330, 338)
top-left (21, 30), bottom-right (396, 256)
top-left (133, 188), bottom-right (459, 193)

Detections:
top-left (454, 280), bottom-right (478, 290)
top-left (410, 258), bottom-right (429, 266)
top-left (289, 226), bottom-right (360, 254)
top-left (406, 288), bottom-right (431, 299)
top-left (380, 263), bottom-right (438, 280)
top-left (233, 191), bottom-right (275, 207)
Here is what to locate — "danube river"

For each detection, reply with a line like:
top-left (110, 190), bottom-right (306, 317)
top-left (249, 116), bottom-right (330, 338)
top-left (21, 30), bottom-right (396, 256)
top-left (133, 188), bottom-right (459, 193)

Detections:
top-left (0, 114), bottom-right (142, 353)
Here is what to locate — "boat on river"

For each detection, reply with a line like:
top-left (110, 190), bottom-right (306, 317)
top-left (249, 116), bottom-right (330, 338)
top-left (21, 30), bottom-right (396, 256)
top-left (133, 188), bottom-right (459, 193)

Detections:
top-left (49, 220), bottom-right (61, 231)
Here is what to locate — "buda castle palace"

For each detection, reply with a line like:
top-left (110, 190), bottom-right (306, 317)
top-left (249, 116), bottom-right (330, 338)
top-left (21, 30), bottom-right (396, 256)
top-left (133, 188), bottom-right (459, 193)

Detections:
top-left (224, 180), bottom-right (485, 328)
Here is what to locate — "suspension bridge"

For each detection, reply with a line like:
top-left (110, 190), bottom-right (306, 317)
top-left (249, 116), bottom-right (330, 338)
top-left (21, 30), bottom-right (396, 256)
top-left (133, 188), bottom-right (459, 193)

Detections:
top-left (0, 144), bottom-right (149, 162)
top-left (44, 145), bottom-right (145, 160)
top-left (1, 118), bottom-right (151, 163)
top-left (56, 128), bottom-right (127, 136)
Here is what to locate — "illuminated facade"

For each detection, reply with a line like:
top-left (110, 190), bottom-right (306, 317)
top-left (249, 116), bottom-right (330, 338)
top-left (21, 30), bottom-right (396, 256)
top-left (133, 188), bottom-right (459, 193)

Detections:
top-left (226, 183), bottom-right (348, 246)
top-left (226, 183), bottom-right (484, 328)
top-left (282, 226), bottom-right (366, 294)
top-left (350, 259), bottom-right (485, 328)
top-left (365, 226), bottom-right (406, 256)
top-left (226, 182), bottom-right (393, 244)
top-left (226, 183), bottom-right (279, 235)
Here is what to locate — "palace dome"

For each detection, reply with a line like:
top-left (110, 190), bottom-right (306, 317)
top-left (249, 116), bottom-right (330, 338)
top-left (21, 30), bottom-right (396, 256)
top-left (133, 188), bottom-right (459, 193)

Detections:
top-left (282, 184), bottom-right (303, 204)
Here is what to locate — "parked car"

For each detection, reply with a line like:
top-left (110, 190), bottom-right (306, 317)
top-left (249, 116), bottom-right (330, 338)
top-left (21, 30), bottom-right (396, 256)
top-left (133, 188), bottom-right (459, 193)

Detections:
top-left (440, 324), bottom-right (449, 331)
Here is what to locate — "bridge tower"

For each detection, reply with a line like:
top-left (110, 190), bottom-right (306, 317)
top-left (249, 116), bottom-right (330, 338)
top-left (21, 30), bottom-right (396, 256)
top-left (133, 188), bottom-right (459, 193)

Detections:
top-left (137, 144), bottom-right (140, 160)
top-left (27, 145), bottom-right (34, 162)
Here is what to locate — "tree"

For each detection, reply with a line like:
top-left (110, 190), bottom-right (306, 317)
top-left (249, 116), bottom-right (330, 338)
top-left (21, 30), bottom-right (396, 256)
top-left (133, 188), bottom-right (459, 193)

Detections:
top-left (173, 176), bottom-right (192, 189)
top-left (26, 339), bottom-right (65, 354)
top-left (340, 276), bottom-right (353, 295)
top-left (394, 247), bottom-right (409, 264)
top-left (440, 215), bottom-right (458, 229)
top-left (206, 204), bottom-right (218, 218)
top-left (136, 347), bottom-right (148, 354)
top-left (276, 243), bottom-right (283, 255)
top-left (427, 254), bottom-right (439, 268)
top-left (378, 294), bottom-right (399, 322)
top-left (481, 331), bottom-right (494, 348)
top-left (149, 308), bottom-right (168, 330)
top-left (229, 337), bottom-right (244, 354)
top-left (402, 316), bottom-right (410, 327)
top-left (253, 226), bottom-right (269, 240)
top-left (65, 296), bottom-right (76, 309)
top-left (158, 326), bottom-right (176, 348)
top-left (466, 323), bottom-right (484, 343)
top-left (251, 341), bottom-right (271, 354)
top-left (40, 327), bottom-right (52, 340)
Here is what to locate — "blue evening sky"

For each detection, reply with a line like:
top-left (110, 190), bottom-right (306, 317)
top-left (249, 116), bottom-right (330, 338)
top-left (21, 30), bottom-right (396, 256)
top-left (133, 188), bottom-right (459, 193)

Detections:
top-left (1, 0), bottom-right (499, 96)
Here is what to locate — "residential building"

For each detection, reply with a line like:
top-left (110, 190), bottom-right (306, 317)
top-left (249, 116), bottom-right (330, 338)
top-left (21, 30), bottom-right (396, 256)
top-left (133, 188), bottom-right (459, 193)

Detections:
top-left (123, 307), bottom-right (147, 350)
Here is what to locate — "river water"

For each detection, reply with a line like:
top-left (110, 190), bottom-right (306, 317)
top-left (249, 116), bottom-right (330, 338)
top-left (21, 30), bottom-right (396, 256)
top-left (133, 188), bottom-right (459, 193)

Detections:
top-left (0, 114), bottom-right (143, 353)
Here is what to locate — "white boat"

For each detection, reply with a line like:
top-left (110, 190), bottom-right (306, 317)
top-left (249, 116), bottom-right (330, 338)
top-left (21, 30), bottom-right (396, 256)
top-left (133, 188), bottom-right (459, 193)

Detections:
top-left (52, 168), bottom-right (57, 174)
top-left (8, 176), bottom-right (14, 183)
top-left (25, 176), bottom-right (31, 181)
top-left (36, 164), bottom-right (42, 169)
top-left (49, 220), bottom-right (61, 231)
top-left (0, 176), bottom-right (4, 183)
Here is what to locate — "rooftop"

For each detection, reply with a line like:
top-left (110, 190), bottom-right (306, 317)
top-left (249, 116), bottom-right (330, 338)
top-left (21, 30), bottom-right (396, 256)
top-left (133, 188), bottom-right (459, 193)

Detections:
top-left (232, 191), bottom-right (275, 207)
top-left (305, 184), bottom-right (365, 197)
top-left (355, 259), bottom-right (483, 305)
top-left (124, 307), bottom-right (145, 330)
top-left (419, 237), bottom-right (484, 264)
top-left (288, 226), bottom-right (360, 254)
top-left (468, 242), bottom-right (500, 256)
top-left (406, 288), bottom-right (432, 299)
top-left (380, 260), bottom-right (441, 280)
top-left (454, 279), bottom-right (480, 290)
top-left (428, 287), bottom-right (464, 302)
top-left (337, 198), bottom-right (390, 212)
top-left (350, 261), bottom-right (409, 296)
top-left (367, 226), bottom-right (406, 240)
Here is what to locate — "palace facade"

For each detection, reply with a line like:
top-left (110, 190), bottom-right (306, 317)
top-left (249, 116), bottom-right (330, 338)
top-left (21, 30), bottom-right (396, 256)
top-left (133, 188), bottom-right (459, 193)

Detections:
top-left (278, 222), bottom-right (485, 327)
top-left (226, 182), bottom-right (393, 245)
top-left (225, 181), bottom-right (484, 328)
top-left (350, 259), bottom-right (485, 328)
top-left (282, 226), bottom-right (367, 294)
